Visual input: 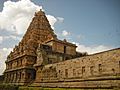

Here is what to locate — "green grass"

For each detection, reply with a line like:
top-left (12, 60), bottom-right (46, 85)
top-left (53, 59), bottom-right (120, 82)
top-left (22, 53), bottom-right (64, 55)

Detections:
top-left (19, 86), bottom-right (87, 90)
top-left (0, 84), bottom-right (19, 90)
top-left (18, 86), bottom-right (120, 90)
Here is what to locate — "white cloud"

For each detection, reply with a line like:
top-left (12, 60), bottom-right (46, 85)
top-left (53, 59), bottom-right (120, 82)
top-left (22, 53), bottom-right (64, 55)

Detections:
top-left (0, 0), bottom-right (114, 75)
top-left (62, 30), bottom-right (70, 36)
top-left (57, 17), bottom-right (64, 23)
top-left (77, 35), bottom-right (84, 40)
top-left (73, 42), bottom-right (113, 54)
top-left (0, 0), bottom-right (65, 37)
top-left (0, 0), bottom-right (42, 35)
top-left (0, 0), bottom-right (62, 35)
top-left (46, 15), bottom-right (57, 29)
top-left (0, 48), bottom-right (12, 75)
top-left (0, 0), bottom-right (63, 75)
top-left (4, 35), bottom-right (22, 41)
top-left (0, 36), bottom-right (3, 44)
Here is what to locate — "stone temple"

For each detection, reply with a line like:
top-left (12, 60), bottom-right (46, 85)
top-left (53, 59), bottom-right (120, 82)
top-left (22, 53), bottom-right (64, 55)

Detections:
top-left (3, 10), bottom-right (120, 88)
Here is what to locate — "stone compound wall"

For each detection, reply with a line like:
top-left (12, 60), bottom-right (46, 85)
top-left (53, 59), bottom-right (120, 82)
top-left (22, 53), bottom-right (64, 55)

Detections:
top-left (33, 48), bottom-right (120, 88)
top-left (56, 48), bottom-right (120, 79)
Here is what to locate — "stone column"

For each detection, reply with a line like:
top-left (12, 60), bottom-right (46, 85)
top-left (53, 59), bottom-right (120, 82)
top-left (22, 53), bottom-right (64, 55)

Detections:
top-left (19, 72), bottom-right (22, 83)
top-left (21, 70), bottom-right (27, 84)
top-left (13, 73), bottom-right (15, 83)
top-left (12, 73), bottom-right (14, 83)
top-left (9, 73), bottom-right (11, 83)
top-left (17, 72), bottom-right (20, 83)
top-left (15, 72), bottom-right (17, 83)
top-left (6, 74), bottom-right (9, 83)
top-left (4, 73), bottom-right (7, 83)
top-left (16, 72), bottom-right (19, 83)
top-left (35, 67), bottom-right (43, 82)
top-left (10, 73), bottom-right (13, 83)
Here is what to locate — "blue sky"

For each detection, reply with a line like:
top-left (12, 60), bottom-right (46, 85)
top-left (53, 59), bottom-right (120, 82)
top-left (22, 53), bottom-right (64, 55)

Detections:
top-left (0, 0), bottom-right (120, 74)
top-left (33, 0), bottom-right (120, 46)
top-left (0, 0), bottom-right (120, 50)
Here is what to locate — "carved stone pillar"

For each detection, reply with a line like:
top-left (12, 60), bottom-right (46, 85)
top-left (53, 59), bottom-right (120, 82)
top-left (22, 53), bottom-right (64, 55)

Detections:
top-left (15, 72), bottom-right (17, 82)
top-left (18, 72), bottom-right (20, 83)
top-left (21, 72), bottom-right (25, 83)
top-left (8, 73), bottom-right (10, 83)
top-left (9, 73), bottom-right (11, 83)
top-left (4, 73), bottom-right (7, 83)
top-left (10, 73), bottom-right (13, 83)
top-left (12, 73), bottom-right (15, 83)
top-left (6, 74), bottom-right (9, 83)
top-left (19, 72), bottom-right (22, 83)
top-left (35, 66), bottom-right (43, 82)
top-left (16, 72), bottom-right (20, 83)
top-left (20, 70), bottom-right (27, 83)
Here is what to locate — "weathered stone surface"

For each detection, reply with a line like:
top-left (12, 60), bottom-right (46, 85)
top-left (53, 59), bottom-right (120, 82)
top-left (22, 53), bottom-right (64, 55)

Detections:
top-left (33, 48), bottom-right (120, 88)
top-left (3, 10), bottom-right (79, 86)
top-left (3, 10), bottom-right (120, 89)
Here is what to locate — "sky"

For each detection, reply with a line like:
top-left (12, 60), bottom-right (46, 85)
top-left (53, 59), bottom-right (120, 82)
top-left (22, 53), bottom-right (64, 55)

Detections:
top-left (0, 0), bottom-right (120, 75)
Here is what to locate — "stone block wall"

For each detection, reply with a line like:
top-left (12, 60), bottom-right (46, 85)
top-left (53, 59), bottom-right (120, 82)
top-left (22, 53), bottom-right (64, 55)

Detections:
top-left (55, 48), bottom-right (120, 79)
top-left (35, 48), bottom-right (120, 88)
top-left (47, 40), bottom-right (76, 55)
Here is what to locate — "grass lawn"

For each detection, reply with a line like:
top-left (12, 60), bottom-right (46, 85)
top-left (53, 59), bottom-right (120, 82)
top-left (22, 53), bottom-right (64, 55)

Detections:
top-left (19, 87), bottom-right (81, 90)
top-left (18, 86), bottom-right (119, 90)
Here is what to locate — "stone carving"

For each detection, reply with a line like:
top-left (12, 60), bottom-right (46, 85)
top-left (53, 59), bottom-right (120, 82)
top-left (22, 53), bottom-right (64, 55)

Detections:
top-left (3, 10), bottom-right (119, 89)
top-left (36, 44), bottom-right (44, 65)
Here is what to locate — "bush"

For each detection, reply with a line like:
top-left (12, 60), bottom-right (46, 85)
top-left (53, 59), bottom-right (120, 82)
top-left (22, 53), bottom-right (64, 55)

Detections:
top-left (0, 84), bottom-right (19, 90)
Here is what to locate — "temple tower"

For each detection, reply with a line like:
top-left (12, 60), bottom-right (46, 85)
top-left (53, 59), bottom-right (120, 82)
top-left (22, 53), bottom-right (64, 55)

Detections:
top-left (4, 10), bottom-right (57, 85)
top-left (4, 9), bottom-right (79, 86)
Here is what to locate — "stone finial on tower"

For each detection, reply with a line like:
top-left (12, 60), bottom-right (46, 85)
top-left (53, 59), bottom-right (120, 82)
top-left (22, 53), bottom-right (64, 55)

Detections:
top-left (35, 9), bottom-right (45, 16)
top-left (63, 39), bottom-right (67, 42)
top-left (40, 9), bottom-right (42, 11)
